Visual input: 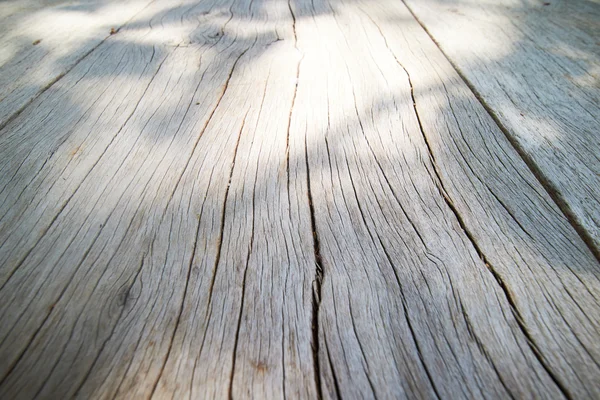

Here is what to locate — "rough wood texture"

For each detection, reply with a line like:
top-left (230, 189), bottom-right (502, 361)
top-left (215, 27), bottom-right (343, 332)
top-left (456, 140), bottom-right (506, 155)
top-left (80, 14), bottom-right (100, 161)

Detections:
top-left (0, 0), bottom-right (599, 398)
top-left (291, 0), bottom-right (600, 397)
top-left (0, 0), bottom-right (154, 129)
top-left (358, 0), bottom-right (600, 396)
top-left (402, 0), bottom-right (600, 251)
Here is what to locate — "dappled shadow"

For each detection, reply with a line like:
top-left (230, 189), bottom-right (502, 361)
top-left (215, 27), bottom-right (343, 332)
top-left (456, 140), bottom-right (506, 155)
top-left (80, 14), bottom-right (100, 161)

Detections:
top-left (402, 0), bottom-right (600, 245)
top-left (0, 0), bottom-right (599, 398)
top-left (0, 0), bottom-right (156, 127)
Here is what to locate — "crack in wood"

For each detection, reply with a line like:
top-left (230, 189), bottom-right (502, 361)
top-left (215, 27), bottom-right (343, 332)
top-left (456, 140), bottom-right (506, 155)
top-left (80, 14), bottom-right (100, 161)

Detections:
top-left (305, 113), bottom-right (324, 400)
top-left (228, 111), bottom-right (258, 400)
top-left (287, 1), bottom-right (323, 397)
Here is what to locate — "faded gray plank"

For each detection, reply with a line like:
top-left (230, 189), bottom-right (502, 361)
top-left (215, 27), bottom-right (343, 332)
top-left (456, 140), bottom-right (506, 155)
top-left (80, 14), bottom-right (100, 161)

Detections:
top-left (0, 0), bottom-right (317, 398)
top-left (151, 0), bottom-right (318, 398)
top-left (0, 0), bottom-right (155, 129)
top-left (0, 0), bottom-right (599, 398)
top-left (402, 0), bottom-right (600, 251)
top-left (331, 0), bottom-right (600, 397)
top-left (0, 0), bottom-right (233, 395)
top-left (289, 0), bottom-right (573, 397)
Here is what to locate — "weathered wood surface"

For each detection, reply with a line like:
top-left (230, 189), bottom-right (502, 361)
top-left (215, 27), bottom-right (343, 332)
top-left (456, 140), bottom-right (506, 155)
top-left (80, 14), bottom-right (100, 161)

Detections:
top-left (0, 0), bottom-right (155, 129)
top-left (0, 0), bottom-right (599, 398)
top-left (293, 0), bottom-right (600, 397)
top-left (402, 0), bottom-right (600, 251)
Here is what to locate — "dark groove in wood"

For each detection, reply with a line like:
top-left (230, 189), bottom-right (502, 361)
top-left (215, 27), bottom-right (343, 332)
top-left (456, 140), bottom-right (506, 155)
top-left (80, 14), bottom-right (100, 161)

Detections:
top-left (287, 1), bottom-right (323, 398)
top-left (228, 119), bottom-right (260, 400)
top-left (305, 119), bottom-right (324, 400)
top-left (228, 221), bottom-right (254, 400)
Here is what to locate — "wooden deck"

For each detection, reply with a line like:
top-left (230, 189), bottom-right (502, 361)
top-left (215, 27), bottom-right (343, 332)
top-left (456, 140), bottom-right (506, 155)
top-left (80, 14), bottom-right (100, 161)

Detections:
top-left (0, 0), bottom-right (599, 398)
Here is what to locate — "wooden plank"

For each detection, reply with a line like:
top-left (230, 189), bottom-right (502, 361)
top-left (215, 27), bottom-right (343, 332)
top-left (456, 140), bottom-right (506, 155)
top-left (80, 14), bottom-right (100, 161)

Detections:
top-left (0, 0), bottom-right (235, 394)
top-left (321, 0), bottom-right (600, 397)
top-left (0, 0), bottom-right (155, 129)
top-left (0, 0), bottom-right (317, 398)
top-left (0, 0), bottom-right (599, 398)
top-left (287, 0), bottom-right (588, 397)
top-left (402, 0), bottom-right (600, 251)
top-left (150, 1), bottom-right (318, 399)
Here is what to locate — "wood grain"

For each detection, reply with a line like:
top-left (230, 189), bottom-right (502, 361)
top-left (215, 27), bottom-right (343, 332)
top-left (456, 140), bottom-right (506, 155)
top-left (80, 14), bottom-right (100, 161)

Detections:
top-left (0, 0), bottom-right (599, 398)
top-left (0, 0), bottom-right (155, 129)
top-left (402, 0), bottom-right (600, 251)
top-left (357, 0), bottom-right (600, 396)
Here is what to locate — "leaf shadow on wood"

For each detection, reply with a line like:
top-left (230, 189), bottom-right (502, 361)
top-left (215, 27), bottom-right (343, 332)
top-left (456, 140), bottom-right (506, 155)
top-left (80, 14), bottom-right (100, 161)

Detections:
top-left (0, 0), bottom-right (600, 398)
top-left (404, 0), bottom-right (600, 247)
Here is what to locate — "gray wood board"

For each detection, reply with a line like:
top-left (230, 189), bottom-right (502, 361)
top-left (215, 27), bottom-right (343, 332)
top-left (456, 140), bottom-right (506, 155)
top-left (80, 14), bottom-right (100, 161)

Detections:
top-left (0, 0), bottom-right (599, 398)
top-left (292, 0), bottom-right (600, 397)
